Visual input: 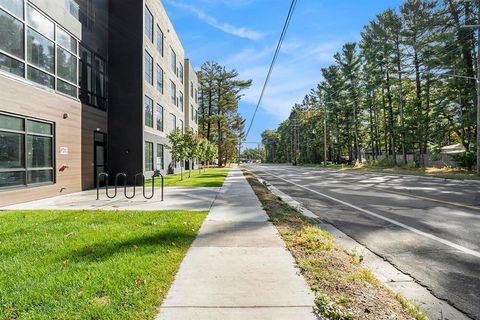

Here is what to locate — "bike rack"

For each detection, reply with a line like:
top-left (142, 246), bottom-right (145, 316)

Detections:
top-left (96, 171), bottom-right (164, 201)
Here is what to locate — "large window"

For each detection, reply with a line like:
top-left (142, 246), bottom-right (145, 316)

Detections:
top-left (27, 27), bottom-right (54, 73)
top-left (191, 104), bottom-right (194, 121)
top-left (156, 144), bottom-right (164, 170)
top-left (144, 141), bottom-right (153, 172)
top-left (144, 50), bottom-right (153, 85)
top-left (156, 64), bottom-right (163, 94)
top-left (190, 82), bottom-right (194, 98)
top-left (170, 81), bottom-right (176, 106)
top-left (156, 25), bottom-right (163, 56)
top-left (0, 113), bottom-right (54, 188)
top-left (26, 4), bottom-right (54, 39)
top-left (156, 104), bottom-right (163, 132)
top-left (179, 120), bottom-right (184, 133)
top-left (79, 45), bottom-right (107, 109)
top-left (179, 91), bottom-right (184, 112)
top-left (144, 95), bottom-right (153, 128)
top-left (170, 47), bottom-right (176, 73)
top-left (0, 0), bottom-right (23, 18)
top-left (78, 0), bottom-right (94, 31)
top-left (56, 26), bottom-right (77, 96)
top-left (0, 52), bottom-right (24, 77)
top-left (144, 6), bottom-right (153, 42)
top-left (170, 113), bottom-right (176, 132)
top-left (0, 3), bottom-right (79, 98)
top-left (179, 62), bottom-right (183, 83)
top-left (0, 9), bottom-right (24, 59)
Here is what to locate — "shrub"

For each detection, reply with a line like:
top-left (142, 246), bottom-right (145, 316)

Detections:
top-left (452, 151), bottom-right (476, 171)
top-left (314, 294), bottom-right (353, 320)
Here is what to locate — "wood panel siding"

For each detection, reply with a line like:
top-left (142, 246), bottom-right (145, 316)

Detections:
top-left (0, 75), bottom-right (83, 206)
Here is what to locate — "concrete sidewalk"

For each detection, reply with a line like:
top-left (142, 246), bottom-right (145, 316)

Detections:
top-left (157, 169), bottom-right (317, 320)
top-left (1, 187), bottom-right (219, 211)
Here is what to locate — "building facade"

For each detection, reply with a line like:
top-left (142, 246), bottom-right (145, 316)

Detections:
top-left (0, 0), bottom-right (199, 206)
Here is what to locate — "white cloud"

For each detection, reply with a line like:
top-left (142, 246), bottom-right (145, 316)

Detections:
top-left (166, 0), bottom-right (265, 41)
top-left (221, 40), bottom-right (344, 122)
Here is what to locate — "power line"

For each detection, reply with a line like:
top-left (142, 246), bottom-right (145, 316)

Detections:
top-left (244, 0), bottom-right (298, 140)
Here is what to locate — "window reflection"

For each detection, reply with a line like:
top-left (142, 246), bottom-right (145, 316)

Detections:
top-left (26, 4), bottom-right (54, 39)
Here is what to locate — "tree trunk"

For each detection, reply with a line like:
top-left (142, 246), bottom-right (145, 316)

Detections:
top-left (396, 39), bottom-right (407, 165)
top-left (414, 49), bottom-right (424, 166)
top-left (386, 70), bottom-right (397, 165)
top-left (217, 120), bottom-right (223, 167)
top-left (381, 86), bottom-right (389, 157)
top-left (206, 88), bottom-right (213, 141)
top-left (368, 91), bottom-right (376, 161)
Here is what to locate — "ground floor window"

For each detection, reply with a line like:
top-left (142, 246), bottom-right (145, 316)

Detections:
top-left (144, 141), bottom-right (153, 172)
top-left (0, 113), bottom-right (54, 188)
top-left (156, 144), bottom-right (164, 170)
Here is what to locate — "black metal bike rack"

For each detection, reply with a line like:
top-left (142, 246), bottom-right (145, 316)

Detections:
top-left (96, 171), bottom-right (164, 201)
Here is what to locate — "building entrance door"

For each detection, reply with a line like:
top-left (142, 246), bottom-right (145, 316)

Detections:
top-left (94, 132), bottom-right (107, 186)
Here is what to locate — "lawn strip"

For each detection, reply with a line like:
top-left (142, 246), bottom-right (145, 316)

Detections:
top-left (0, 209), bottom-right (207, 320)
top-left (147, 167), bottom-right (230, 187)
top-left (243, 170), bottom-right (427, 320)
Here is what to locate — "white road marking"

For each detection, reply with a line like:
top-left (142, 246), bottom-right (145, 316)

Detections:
top-left (370, 187), bottom-right (480, 212)
top-left (260, 170), bottom-right (480, 259)
top-left (268, 165), bottom-right (480, 211)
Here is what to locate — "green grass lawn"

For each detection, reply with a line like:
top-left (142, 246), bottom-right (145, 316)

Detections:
top-left (0, 209), bottom-right (207, 320)
top-left (149, 167), bottom-right (230, 187)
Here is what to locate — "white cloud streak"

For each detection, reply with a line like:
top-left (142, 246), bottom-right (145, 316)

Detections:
top-left (221, 40), bottom-right (344, 122)
top-left (167, 0), bottom-right (265, 41)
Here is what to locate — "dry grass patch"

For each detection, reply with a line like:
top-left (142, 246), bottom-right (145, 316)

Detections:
top-left (243, 170), bottom-right (427, 320)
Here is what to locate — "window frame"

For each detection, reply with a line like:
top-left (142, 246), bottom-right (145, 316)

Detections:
top-left (0, 111), bottom-right (55, 190)
top-left (170, 80), bottom-right (176, 106)
top-left (156, 64), bottom-right (163, 94)
top-left (156, 24), bottom-right (163, 57)
top-left (79, 44), bottom-right (108, 110)
top-left (144, 95), bottom-right (153, 128)
top-left (156, 144), bottom-right (164, 170)
top-left (170, 113), bottom-right (176, 132)
top-left (170, 47), bottom-right (176, 74)
top-left (144, 50), bottom-right (153, 85)
top-left (156, 104), bottom-right (164, 132)
top-left (144, 5), bottom-right (153, 43)
top-left (144, 141), bottom-right (154, 172)
top-left (179, 91), bottom-right (184, 112)
top-left (0, 2), bottom-right (80, 99)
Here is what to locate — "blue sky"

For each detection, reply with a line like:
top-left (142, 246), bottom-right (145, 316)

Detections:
top-left (163, 0), bottom-right (404, 145)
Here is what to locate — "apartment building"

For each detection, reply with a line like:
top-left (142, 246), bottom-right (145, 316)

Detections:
top-left (0, 0), bottom-right (199, 205)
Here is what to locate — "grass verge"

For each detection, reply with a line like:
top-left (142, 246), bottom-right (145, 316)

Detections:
top-left (0, 209), bottom-right (207, 319)
top-left (243, 170), bottom-right (427, 320)
top-left (148, 167), bottom-right (230, 187)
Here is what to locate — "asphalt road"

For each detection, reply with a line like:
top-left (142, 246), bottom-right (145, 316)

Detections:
top-left (246, 164), bottom-right (480, 320)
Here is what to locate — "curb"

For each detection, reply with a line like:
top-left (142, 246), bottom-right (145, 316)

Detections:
top-left (249, 170), bottom-right (473, 320)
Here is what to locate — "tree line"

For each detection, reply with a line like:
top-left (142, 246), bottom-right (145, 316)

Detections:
top-left (197, 61), bottom-right (252, 167)
top-left (262, 0), bottom-right (478, 170)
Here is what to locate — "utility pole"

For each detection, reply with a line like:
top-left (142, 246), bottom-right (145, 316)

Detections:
top-left (463, 0), bottom-right (480, 175)
top-left (322, 101), bottom-right (328, 167)
top-left (472, 0), bottom-right (480, 175)
top-left (477, 0), bottom-right (480, 175)
top-left (291, 117), bottom-right (298, 165)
